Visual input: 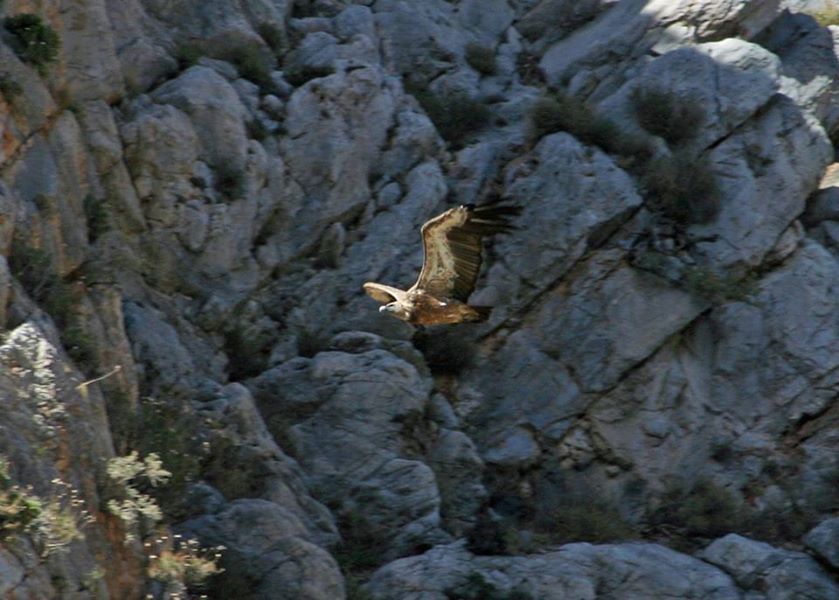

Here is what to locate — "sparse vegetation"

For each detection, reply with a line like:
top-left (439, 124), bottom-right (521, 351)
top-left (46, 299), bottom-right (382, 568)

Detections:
top-left (683, 266), bottom-right (757, 303)
top-left (296, 327), bottom-right (331, 358)
top-left (0, 456), bottom-right (91, 557)
top-left (0, 73), bottom-right (22, 100)
top-left (146, 535), bottom-right (224, 588)
top-left (552, 501), bottom-right (637, 544)
top-left (4, 13), bottom-right (61, 73)
top-left (224, 322), bottom-right (275, 379)
top-left (175, 42), bottom-right (203, 69)
top-left (83, 194), bottom-right (110, 243)
top-left (630, 86), bottom-right (705, 146)
top-left (214, 163), bottom-right (246, 200)
top-left (226, 45), bottom-right (275, 90)
top-left (465, 42), bottom-right (496, 76)
top-left (445, 573), bottom-right (533, 600)
top-left (105, 451), bottom-right (171, 541)
top-left (410, 85), bottom-right (491, 146)
top-left (649, 480), bottom-right (741, 540)
top-left (530, 90), bottom-right (654, 166)
top-left (131, 398), bottom-right (204, 507)
top-left (529, 86), bottom-right (719, 227)
top-left (641, 151), bottom-right (720, 224)
top-left (283, 64), bottom-right (335, 87)
top-left (257, 22), bottom-right (285, 56)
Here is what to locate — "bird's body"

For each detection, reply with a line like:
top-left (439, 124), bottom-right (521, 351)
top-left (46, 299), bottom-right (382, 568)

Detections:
top-left (363, 200), bottom-right (520, 325)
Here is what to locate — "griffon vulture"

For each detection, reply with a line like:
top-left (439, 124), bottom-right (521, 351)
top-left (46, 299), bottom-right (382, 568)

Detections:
top-left (363, 200), bottom-right (521, 325)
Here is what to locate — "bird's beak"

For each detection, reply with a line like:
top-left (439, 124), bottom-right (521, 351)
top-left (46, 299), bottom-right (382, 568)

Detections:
top-left (379, 305), bottom-right (388, 313)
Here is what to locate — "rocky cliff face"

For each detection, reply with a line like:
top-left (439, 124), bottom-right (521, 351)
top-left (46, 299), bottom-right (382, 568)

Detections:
top-left (0, 0), bottom-right (837, 598)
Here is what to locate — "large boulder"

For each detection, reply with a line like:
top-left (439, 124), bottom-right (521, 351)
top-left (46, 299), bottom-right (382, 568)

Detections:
top-left (366, 540), bottom-right (742, 599)
top-left (701, 533), bottom-right (839, 599)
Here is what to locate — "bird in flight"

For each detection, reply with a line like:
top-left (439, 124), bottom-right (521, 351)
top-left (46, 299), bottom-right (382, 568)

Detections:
top-left (363, 200), bottom-right (521, 325)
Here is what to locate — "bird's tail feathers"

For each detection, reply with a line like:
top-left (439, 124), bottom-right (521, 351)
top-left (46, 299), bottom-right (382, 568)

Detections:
top-left (468, 306), bottom-right (492, 322)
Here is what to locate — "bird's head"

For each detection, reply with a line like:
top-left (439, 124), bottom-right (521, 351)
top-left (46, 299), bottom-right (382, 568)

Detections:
top-left (379, 302), bottom-right (411, 321)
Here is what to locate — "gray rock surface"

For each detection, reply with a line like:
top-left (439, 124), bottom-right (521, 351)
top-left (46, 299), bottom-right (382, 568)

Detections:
top-left (1, 0), bottom-right (838, 597)
top-left (179, 499), bottom-right (344, 600)
top-left (366, 540), bottom-right (743, 599)
top-left (701, 533), bottom-right (839, 599)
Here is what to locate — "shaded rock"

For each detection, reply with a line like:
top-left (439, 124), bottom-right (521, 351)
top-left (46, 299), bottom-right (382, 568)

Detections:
top-left (804, 517), bottom-right (839, 568)
top-left (0, 320), bottom-right (136, 598)
top-left (517, 0), bottom-right (619, 45)
top-left (366, 540), bottom-right (742, 599)
top-left (804, 185), bottom-right (839, 226)
top-left (179, 499), bottom-right (344, 600)
top-left (196, 383), bottom-right (339, 545)
top-left (773, 13), bottom-right (839, 136)
top-left (248, 340), bottom-right (450, 559)
top-left (701, 533), bottom-right (839, 599)
top-left (427, 429), bottom-right (487, 535)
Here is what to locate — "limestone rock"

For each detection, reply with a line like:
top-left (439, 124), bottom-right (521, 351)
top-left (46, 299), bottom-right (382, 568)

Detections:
top-left (701, 533), bottom-right (839, 599)
top-left (151, 66), bottom-right (250, 172)
top-left (473, 132), bottom-right (644, 325)
top-left (366, 540), bottom-right (742, 599)
top-left (196, 383), bottom-right (339, 545)
top-left (599, 39), bottom-right (781, 152)
top-left (804, 517), bottom-right (839, 568)
top-left (0, 321), bottom-right (136, 598)
top-left (540, 0), bottom-right (784, 98)
top-left (693, 95), bottom-right (832, 269)
top-left (523, 251), bottom-right (705, 392)
top-left (248, 337), bottom-right (451, 559)
top-left (179, 499), bottom-right (344, 600)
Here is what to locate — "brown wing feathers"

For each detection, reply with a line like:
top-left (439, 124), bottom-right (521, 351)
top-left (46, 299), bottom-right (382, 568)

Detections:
top-left (436, 200), bottom-right (521, 301)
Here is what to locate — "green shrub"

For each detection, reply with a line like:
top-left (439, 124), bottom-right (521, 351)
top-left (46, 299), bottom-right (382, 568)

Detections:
top-left (257, 22), bottom-right (285, 56)
top-left (333, 511), bottom-right (383, 573)
top-left (0, 458), bottom-right (90, 556)
top-left (683, 266), bottom-right (756, 303)
top-left (530, 92), bottom-right (591, 141)
top-left (0, 73), bottom-right (22, 99)
top-left (105, 451), bottom-right (171, 541)
top-left (224, 323), bottom-right (274, 379)
top-left (131, 398), bottom-right (203, 506)
top-left (465, 43), bottom-right (496, 76)
top-left (147, 536), bottom-right (224, 587)
top-left (630, 86), bottom-right (705, 146)
top-left (552, 501), bottom-right (637, 544)
top-left (214, 163), bottom-right (245, 200)
top-left (283, 64), bottom-right (334, 87)
top-left (410, 86), bottom-right (491, 146)
top-left (83, 194), bottom-right (110, 242)
top-left (4, 13), bottom-right (60, 73)
top-left (641, 151), bottom-right (720, 224)
top-left (226, 45), bottom-right (275, 90)
top-left (445, 573), bottom-right (533, 600)
top-left (175, 42), bottom-right (203, 69)
top-left (649, 480), bottom-right (741, 539)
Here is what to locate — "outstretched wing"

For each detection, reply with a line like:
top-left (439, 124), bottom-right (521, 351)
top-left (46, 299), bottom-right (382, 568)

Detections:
top-left (411, 200), bottom-right (521, 301)
top-left (363, 282), bottom-right (407, 304)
